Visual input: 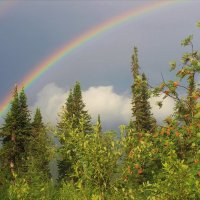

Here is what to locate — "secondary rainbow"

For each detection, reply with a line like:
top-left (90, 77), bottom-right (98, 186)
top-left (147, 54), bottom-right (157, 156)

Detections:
top-left (0, 0), bottom-right (183, 116)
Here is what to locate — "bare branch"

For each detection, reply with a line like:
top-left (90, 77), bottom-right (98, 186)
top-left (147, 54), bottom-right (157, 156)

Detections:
top-left (161, 72), bottom-right (165, 83)
top-left (178, 85), bottom-right (189, 91)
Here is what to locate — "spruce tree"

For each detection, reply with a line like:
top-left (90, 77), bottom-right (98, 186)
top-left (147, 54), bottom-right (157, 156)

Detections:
top-left (131, 47), bottom-right (140, 80)
top-left (18, 88), bottom-right (31, 154)
top-left (131, 47), bottom-right (141, 131)
top-left (139, 73), bottom-right (156, 131)
top-left (0, 86), bottom-right (20, 178)
top-left (57, 82), bottom-right (92, 181)
top-left (58, 82), bottom-right (92, 135)
top-left (131, 47), bottom-right (155, 132)
top-left (27, 108), bottom-right (52, 180)
top-left (97, 114), bottom-right (102, 133)
top-left (32, 108), bottom-right (43, 130)
top-left (72, 81), bottom-right (92, 133)
top-left (0, 86), bottom-right (31, 179)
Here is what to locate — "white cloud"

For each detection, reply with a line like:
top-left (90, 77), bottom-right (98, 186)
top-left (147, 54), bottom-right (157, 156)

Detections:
top-left (31, 83), bottom-right (175, 127)
top-left (149, 94), bottom-right (175, 122)
top-left (31, 83), bottom-right (68, 123)
top-left (82, 86), bottom-right (131, 125)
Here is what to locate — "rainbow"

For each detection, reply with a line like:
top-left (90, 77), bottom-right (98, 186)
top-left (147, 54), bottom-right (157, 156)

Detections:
top-left (0, 0), bottom-right (183, 117)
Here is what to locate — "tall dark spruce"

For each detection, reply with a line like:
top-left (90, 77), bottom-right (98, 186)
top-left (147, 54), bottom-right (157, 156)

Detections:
top-left (0, 86), bottom-right (31, 179)
top-left (131, 47), bottom-right (156, 132)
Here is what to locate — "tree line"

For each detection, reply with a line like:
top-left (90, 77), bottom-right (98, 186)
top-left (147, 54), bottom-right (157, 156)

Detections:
top-left (0, 22), bottom-right (200, 199)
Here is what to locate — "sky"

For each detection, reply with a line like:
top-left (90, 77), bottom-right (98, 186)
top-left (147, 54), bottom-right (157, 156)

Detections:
top-left (0, 0), bottom-right (200, 130)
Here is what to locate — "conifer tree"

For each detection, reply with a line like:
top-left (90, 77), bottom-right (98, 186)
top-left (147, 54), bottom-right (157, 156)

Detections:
top-left (72, 81), bottom-right (92, 133)
top-left (97, 114), bottom-right (102, 133)
top-left (57, 82), bottom-right (92, 181)
top-left (139, 73), bottom-right (156, 131)
top-left (27, 108), bottom-right (52, 180)
top-left (0, 86), bottom-right (20, 178)
top-left (131, 47), bottom-right (155, 132)
top-left (131, 47), bottom-right (140, 80)
top-left (18, 88), bottom-right (31, 153)
top-left (0, 86), bottom-right (31, 179)
top-left (32, 108), bottom-right (43, 130)
top-left (131, 47), bottom-right (141, 131)
top-left (58, 82), bottom-right (92, 135)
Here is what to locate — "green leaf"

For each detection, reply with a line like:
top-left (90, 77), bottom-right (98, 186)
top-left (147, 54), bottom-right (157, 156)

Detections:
top-left (196, 21), bottom-right (200, 28)
top-left (181, 35), bottom-right (193, 46)
top-left (169, 61), bottom-right (177, 71)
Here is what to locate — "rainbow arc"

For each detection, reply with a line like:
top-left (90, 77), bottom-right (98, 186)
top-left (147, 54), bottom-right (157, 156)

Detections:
top-left (0, 1), bottom-right (183, 117)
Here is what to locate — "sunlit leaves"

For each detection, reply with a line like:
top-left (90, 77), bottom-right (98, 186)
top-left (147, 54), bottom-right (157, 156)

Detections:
top-left (169, 61), bottom-right (177, 71)
top-left (196, 21), bottom-right (200, 28)
top-left (181, 35), bottom-right (193, 46)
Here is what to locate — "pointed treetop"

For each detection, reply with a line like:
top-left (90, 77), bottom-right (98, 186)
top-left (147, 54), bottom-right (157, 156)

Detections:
top-left (33, 108), bottom-right (43, 128)
top-left (97, 114), bottom-right (102, 133)
top-left (73, 81), bottom-right (86, 112)
top-left (142, 73), bottom-right (146, 80)
top-left (19, 87), bottom-right (27, 102)
top-left (131, 48), bottom-right (155, 132)
top-left (66, 89), bottom-right (74, 111)
top-left (14, 84), bottom-right (18, 92)
top-left (12, 84), bottom-right (18, 100)
top-left (19, 88), bottom-right (29, 116)
top-left (58, 81), bottom-right (92, 134)
top-left (9, 84), bottom-right (20, 119)
top-left (131, 46), bottom-right (140, 79)
top-left (73, 81), bottom-right (82, 98)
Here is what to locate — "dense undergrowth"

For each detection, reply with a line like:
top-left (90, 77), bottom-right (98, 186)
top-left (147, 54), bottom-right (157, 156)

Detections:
top-left (0, 22), bottom-right (200, 200)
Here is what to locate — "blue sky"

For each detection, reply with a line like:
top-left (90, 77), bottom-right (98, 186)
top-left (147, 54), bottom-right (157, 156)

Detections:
top-left (0, 0), bottom-right (200, 129)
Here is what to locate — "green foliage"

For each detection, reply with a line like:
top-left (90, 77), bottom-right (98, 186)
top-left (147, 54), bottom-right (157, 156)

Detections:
top-left (0, 178), bottom-right (57, 200)
top-left (58, 82), bottom-right (92, 135)
top-left (97, 114), bottom-right (102, 133)
top-left (196, 21), bottom-right (200, 28)
top-left (169, 60), bottom-right (177, 71)
top-left (131, 47), bottom-right (156, 132)
top-left (131, 46), bottom-right (139, 80)
top-left (153, 31), bottom-right (200, 125)
top-left (0, 89), bottom-right (54, 199)
top-left (1, 21), bottom-right (200, 200)
top-left (181, 35), bottom-right (193, 46)
top-left (27, 108), bottom-right (54, 180)
top-left (32, 108), bottom-right (43, 129)
top-left (57, 82), bottom-right (92, 181)
top-left (0, 86), bottom-right (32, 179)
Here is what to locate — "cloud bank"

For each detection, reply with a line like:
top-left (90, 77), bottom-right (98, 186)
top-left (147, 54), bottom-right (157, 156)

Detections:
top-left (31, 83), bottom-right (175, 128)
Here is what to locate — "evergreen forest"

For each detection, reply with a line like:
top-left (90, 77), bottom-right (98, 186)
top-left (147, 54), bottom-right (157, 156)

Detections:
top-left (0, 22), bottom-right (200, 200)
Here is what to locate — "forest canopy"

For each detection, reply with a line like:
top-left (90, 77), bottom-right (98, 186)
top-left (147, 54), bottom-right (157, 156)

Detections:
top-left (0, 22), bottom-right (200, 200)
